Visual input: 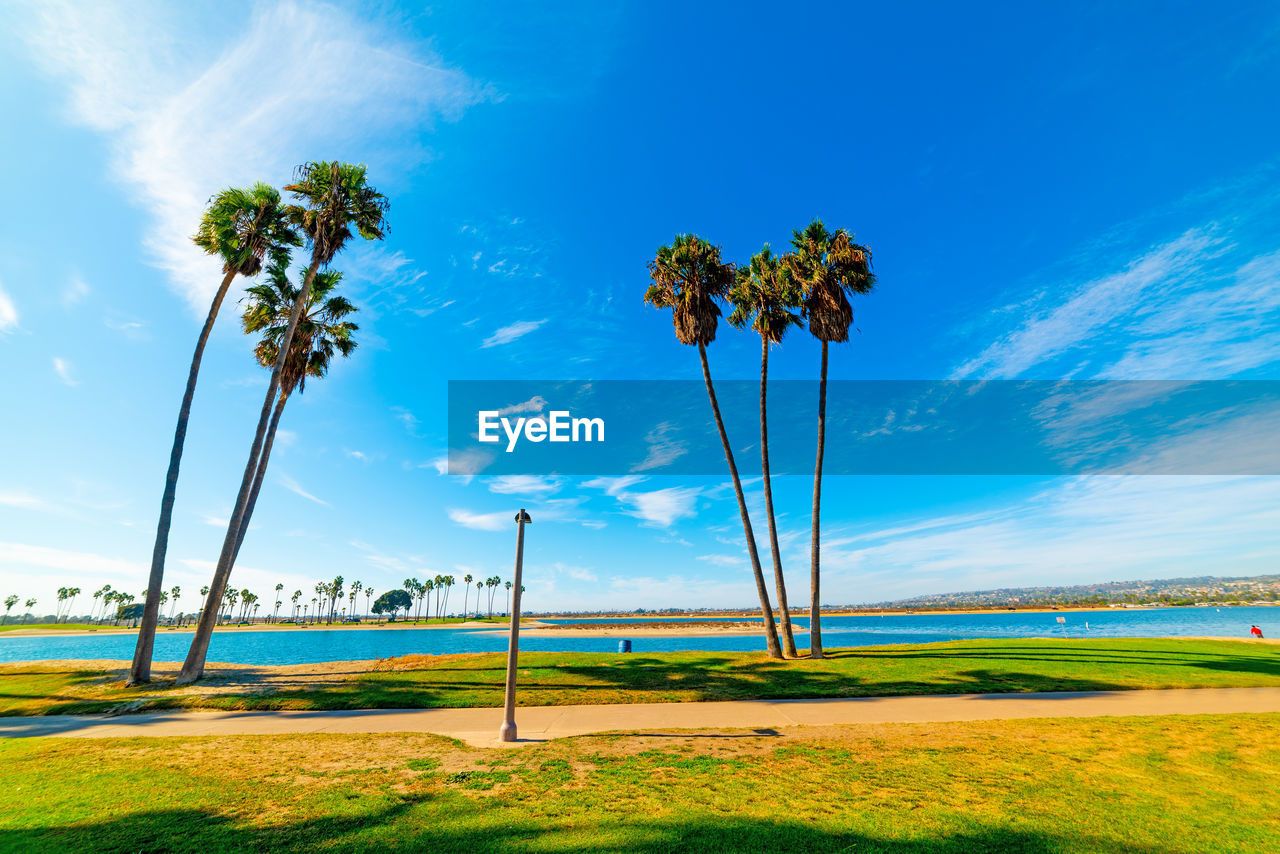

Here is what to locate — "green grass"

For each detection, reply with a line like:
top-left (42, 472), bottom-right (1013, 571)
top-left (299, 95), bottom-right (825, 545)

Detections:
top-left (1, 638), bottom-right (1277, 717)
top-left (0, 714), bottom-right (1277, 852)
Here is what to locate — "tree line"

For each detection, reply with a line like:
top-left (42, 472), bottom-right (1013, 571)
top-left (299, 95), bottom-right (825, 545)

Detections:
top-left (1, 573), bottom-right (523, 627)
top-left (644, 224), bottom-right (875, 660)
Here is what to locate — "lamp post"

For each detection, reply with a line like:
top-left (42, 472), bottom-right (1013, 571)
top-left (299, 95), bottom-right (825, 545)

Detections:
top-left (499, 508), bottom-right (532, 742)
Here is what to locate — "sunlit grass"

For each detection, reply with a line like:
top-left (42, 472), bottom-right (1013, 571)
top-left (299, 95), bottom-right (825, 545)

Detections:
top-left (0, 714), bottom-right (1276, 852)
top-left (1, 638), bottom-right (1277, 717)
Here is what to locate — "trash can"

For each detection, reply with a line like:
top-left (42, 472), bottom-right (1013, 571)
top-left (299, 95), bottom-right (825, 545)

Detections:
top-left (618, 639), bottom-right (632, 653)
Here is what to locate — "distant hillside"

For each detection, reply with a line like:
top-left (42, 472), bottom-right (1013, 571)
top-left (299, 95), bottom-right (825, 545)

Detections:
top-left (871, 574), bottom-right (1280, 610)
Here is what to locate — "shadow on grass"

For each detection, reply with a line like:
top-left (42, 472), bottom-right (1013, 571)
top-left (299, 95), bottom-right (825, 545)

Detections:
top-left (0, 805), bottom-right (1171, 854)
top-left (4, 640), bottom-right (1278, 719)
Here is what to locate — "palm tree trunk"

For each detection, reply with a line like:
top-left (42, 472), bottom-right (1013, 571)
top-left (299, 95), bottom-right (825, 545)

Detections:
top-left (698, 342), bottom-right (783, 659)
top-left (760, 338), bottom-right (798, 658)
top-left (178, 258), bottom-right (322, 684)
top-left (129, 268), bottom-right (237, 685)
top-left (809, 341), bottom-right (828, 659)
top-left (231, 390), bottom-right (289, 566)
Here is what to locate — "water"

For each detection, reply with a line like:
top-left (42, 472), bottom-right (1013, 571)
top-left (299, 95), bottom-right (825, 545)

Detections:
top-left (0, 606), bottom-right (1272, 666)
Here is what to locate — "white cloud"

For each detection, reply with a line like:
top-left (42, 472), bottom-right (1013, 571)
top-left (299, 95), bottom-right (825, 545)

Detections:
top-left (62, 274), bottom-right (90, 307)
top-left (487, 475), bottom-right (559, 495)
top-left (0, 280), bottom-right (16, 332)
top-left (820, 475), bottom-right (1280, 602)
top-left (0, 541), bottom-right (143, 577)
top-left (0, 491), bottom-right (51, 511)
top-left (447, 508), bottom-right (511, 531)
top-left (954, 230), bottom-right (1222, 379)
top-left (580, 475), bottom-right (698, 527)
top-left (52, 357), bottom-right (77, 386)
top-left (496, 395), bottom-right (547, 416)
top-left (276, 473), bottom-right (330, 507)
top-left (481, 319), bottom-right (546, 348)
top-left (18, 0), bottom-right (488, 312)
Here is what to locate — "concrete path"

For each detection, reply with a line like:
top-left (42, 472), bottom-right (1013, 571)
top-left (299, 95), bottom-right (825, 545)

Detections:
top-left (2, 687), bottom-right (1278, 748)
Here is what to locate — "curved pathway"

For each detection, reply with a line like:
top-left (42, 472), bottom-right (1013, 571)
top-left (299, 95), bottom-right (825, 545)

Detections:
top-left (2, 686), bottom-right (1278, 747)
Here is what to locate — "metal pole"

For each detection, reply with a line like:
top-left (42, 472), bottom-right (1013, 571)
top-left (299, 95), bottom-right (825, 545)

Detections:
top-left (499, 509), bottom-right (530, 742)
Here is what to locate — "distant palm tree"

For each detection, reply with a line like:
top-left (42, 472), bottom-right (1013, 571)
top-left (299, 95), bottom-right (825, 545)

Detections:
top-left (462, 574), bottom-right (473, 619)
top-left (407, 578), bottom-right (423, 622)
top-left (229, 265), bottom-right (359, 567)
top-left (645, 234), bottom-right (783, 659)
top-left (441, 575), bottom-right (455, 618)
top-left (131, 183), bottom-right (298, 686)
top-left (364, 587), bottom-right (374, 619)
top-left (273, 583), bottom-right (285, 623)
top-left (786, 220), bottom-right (875, 659)
top-left (291, 589), bottom-right (302, 621)
top-left (169, 586), bottom-right (181, 623)
top-left (729, 246), bottom-right (804, 658)
top-left (181, 162), bottom-right (388, 685)
top-left (23, 598), bottom-right (36, 624)
top-left (3, 595), bottom-right (17, 625)
top-left (62, 587), bottom-right (81, 623)
top-left (349, 581), bottom-right (361, 619)
top-left (505, 581), bottom-right (513, 616)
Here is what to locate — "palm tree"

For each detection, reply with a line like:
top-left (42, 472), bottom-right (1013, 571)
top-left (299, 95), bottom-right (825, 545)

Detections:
top-left (3, 595), bottom-right (17, 625)
top-left (131, 183), bottom-right (299, 685)
top-left (180, 162), bottom-right (388, 685)
top-left (272, 584), bottom-right (284, 623)
top-left (463, 573), bottom-right (473, 618)
top-left (228, 264), bottom-right (359, 567)
top-left (364, 587), bottom-right (374, 619)
top-left (645, 234), bottom-right (783, 659)
top-left (729, 246), bottom-right (804, 658)
top-left (291, 589), bottom-right (302, 621)
top-left (406, 578), bottom-right (422, 622)
top-left (349, 581), bottom-right (361, 619)
top-left (786, 220), bottom-right (875, 659)
top-left (169, 586), bottom-right (181, 623)
top-left (23, 598), bottom-right (36, 624)
top-left (505, 581), bottom-right (513, 616)
top-left (441, 575), bottom-right (455, 618)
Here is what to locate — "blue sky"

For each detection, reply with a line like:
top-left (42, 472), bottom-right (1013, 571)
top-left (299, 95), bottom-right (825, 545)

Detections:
top-left (2, 0), bottom-right (1279, 616)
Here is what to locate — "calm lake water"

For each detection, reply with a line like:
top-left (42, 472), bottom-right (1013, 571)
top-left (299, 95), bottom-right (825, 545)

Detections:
top-left (0, 607), bottom-right (1273, 666)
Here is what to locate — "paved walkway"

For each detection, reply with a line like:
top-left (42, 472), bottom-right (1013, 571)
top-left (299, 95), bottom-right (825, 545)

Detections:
top-left (2, 687), bottom-right (1278, 748)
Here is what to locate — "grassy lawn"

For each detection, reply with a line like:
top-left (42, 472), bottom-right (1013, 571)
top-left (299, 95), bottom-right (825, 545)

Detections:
top-left (0, 714), bottom-right (1276, 852)
top-left (1, 638), bottom-right (1277, 717)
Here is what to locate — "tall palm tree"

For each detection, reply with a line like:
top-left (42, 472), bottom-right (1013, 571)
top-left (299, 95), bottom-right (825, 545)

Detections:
top-left (229, 265), bottom-right (359, 567)
top-left (787, 220), bottom-right (875, 659)
top-left (462, 573), bottom-right (473, 619)
top-left (291, 589), bottom-right (302, 621)
top-left (729, 246), bottom-right (804, 657)
top-left (130, 184), bottom-right (298, 686)
top-left (3, 595), bottom-right (17, 625)
top-left (645, 234), bottom-right (783, 659)
top-left (169, 586), bottom-right (181, 622)
top-left (23, 598), bottom-right (36, 624)
top-left (180, 162), bottom-right (387, 684)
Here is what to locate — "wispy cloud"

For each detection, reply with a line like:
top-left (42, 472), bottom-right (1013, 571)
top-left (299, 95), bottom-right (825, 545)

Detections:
top-left (61, 274), bottom-right (89, 307)
top-left (447, 508), bottom-right (511, 531)
top-left (582, 476), bottom-right (699, 528)
top-left (17, 0), bottom-right (489, 312)
top-left (486, 475), bottom-right (560, 495)
top-left (0, 281), bottom-right (18, 333)
top-left (481, 319), bottom-right (546, 348)
top-left (52, 357), bottom-right (77, 386)
top-left (276, 473), bottom-right (330, 507)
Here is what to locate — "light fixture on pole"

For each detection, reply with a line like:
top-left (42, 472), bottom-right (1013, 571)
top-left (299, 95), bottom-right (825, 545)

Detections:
top-left (499, 508), bottom-right (532, 743)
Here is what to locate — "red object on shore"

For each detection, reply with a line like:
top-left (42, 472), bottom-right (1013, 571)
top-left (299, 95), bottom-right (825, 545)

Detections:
top-left (1251, 626), bottom-right (1264, 638)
